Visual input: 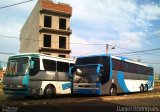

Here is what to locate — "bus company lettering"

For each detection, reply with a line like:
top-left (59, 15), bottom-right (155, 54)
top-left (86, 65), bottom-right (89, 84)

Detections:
top-left (117, 106), bottom-right (159, 112)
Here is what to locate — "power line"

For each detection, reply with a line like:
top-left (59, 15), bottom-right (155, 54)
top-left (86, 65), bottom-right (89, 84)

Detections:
top-left (115, 47), bottom-right (160, 56)
top-left (0, 30), bottom-right (160, 46)
top-left (0, 34), bottom-right (19, 39)
top-left (109, 44), bottom-right (160, 57)
top-left (0, 0), bottom-right (35, 10)
top-left (79, 47), bottom-right (102, 56)
top-left (1, 34), bottom-right (160, 57)
top-left (1, 32), bottom-right (159, 47)
top-left (109, 31), bottom-right (160, 47)
top-left (0, 51), bottom-right (16, 55)
top-left (0, 34), bottom-right (107, 46)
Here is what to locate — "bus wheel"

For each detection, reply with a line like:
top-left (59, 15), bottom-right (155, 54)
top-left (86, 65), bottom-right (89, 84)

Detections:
top-left (44, 85), bottom-right (56, 98)
top-left (25, 96), bottom-right (34, 99)
top-left (144, 84), bottom-right (148, 92)
top-left (140, 84), bottom-right (144, 92)
top-left (110, 85), bottom-right (117, 96)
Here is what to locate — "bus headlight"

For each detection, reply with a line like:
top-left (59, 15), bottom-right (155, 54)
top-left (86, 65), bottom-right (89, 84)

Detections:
top-left (17, 85), bottom-right (23, 88)
top-left (73, 85), bottom-right (77, 88)
top-left (91, 85), bottom-right (96, 88)
top-left (3, 84), bottom-right (7, 88)
top-left (73, 83), bottom-right (78, 88)
top-left (17, 85), bottom-right (27, 88)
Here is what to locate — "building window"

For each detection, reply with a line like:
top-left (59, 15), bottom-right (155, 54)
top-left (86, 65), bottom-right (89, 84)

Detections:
top-left (43, 53), bottom-right (50, 55)
top-left (44, 15), bottom-right (51, 28)
top-left (59, 18), bottom-right (66, 30)
top-left (44, 34), bottom-right (51, 47)
top-left (59, 36), bottom-right (66, 49)
top-left (59, 55), bottom-right (66, 58)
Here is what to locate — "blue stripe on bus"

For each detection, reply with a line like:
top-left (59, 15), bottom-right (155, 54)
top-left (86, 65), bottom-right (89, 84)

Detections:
top-left (109, 57), bottom-right (112, 79)
top-left (147, 76), bottom-right (154, 89)
top-left (117, 71), bottom-right (130, 93)
top-left (148, 81), bottom-right (153, 89)
top-left (22, 75), bottom-right (29, 85)
top-left (62, 83), bottom-right (71, 90)
top-left (74, 89), bottom-right (101, 95)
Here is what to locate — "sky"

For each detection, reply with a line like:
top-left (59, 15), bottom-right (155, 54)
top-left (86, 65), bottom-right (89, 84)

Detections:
top-left (0, 0), bottom-right (160, 73)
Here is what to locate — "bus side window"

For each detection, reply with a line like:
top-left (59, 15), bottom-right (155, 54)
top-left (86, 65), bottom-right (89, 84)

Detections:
top-left (57, 61), bottom-right (69, 72)
top-left (120, 61), bottom-right (125, 71)
top-left (137, 65), bottom-right (141, 74)
top-left (112, 59), bottom-right (116, 70)
top-left (115, 60), bottom-right (120, 70)
top-left (142, 66), bottom-right (146, 75)
top-left (43, 59), bottom-right (56, 71)
top-left (148, 67), bottom-right (153, 75)
top-left (30, 58), bottom-right (40, 76)
top-left (124, 62), bottom-right (129, 72)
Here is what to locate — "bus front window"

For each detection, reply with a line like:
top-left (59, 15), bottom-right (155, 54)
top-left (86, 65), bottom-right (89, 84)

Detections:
top-left (5, 57), bottom-right (29, 76)
top-left (73, 65), bottom-right (100, 83)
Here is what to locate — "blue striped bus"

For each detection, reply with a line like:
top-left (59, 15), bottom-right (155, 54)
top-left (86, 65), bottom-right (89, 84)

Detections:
top-left (3, 53), bottom-right (75, 98)
top-left (70, 54), bottom-right (154, 95)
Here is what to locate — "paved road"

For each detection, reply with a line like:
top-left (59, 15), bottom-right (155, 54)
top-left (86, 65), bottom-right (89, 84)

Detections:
top-left (0, 86), bottom-right (160, 112)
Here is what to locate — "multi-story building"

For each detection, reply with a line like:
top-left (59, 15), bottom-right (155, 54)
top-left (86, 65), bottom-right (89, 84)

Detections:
top-left (20, 0), bottom-right (72, 58)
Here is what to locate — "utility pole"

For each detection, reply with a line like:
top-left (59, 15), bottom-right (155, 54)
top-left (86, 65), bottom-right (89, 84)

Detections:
top-left (106, 44), bottom-right (109, 54)
top-left (106, 44), bottom-right (115, 54)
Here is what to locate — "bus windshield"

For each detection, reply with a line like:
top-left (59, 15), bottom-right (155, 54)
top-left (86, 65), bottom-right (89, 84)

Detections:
top-left (5, 57), bottom-right (29, 76)
top-left (73, 65), bottom-right (100, 83)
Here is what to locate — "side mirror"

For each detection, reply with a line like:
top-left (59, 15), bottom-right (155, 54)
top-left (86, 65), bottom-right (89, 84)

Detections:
top-left (69, 66), bottom-right (75, 78)
top-left (97, 64), bottom-right (103, 77)
top-left (30, 61), bottom-right (34, 69)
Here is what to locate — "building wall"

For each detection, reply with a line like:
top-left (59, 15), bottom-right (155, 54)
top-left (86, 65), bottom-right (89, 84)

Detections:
top-left (20, 0), bottom-right (41, 53)
top-left (20, 0), bottom-right (72, 58)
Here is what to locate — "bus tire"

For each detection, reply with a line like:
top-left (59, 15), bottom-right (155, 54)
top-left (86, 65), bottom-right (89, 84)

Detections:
top-left (109, 85), bottom-right (117, 96)
top-left (144, 84), bottom-right (148, 92)
top-left (140, 84), bottom-right (144, 92)
top-left (25, 96), bottom-right (34, 99)
top-left (44, 84), bottom-right (56, 98)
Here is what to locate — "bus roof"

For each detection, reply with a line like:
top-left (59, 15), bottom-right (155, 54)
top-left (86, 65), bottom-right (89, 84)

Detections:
top-left (8, 53), bottom-right (75, 62)
top-left (76, 54), bottom-right (152, 67)
top-left (9, 53), bottom-right (40, 58)
top-left (77, 54), bottom-right (111, 59)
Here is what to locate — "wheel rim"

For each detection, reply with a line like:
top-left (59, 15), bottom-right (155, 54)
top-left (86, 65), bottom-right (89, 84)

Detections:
top-left (46, 88), bottom-right (53, 95)
top-left (145, 84), bottom-right (148, 91)
top-left (45, 86), bottom-right (55, 98)
top-left (140, 85), bottom-right (144, 92)
top-left (110, 87), bottom-right (116, 96)
top-left (111, 88), bottom-right (114, 95)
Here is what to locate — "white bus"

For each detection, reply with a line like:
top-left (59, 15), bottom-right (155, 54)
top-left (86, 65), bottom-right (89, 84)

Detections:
top-left (70, 54), bottom-right (154, 95)
top-left (3, 53), bottom-right (75, 98)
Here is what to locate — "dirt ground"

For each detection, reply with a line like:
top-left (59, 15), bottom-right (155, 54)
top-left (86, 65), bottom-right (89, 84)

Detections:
top-left (0, 83), bottom-right (159, 112)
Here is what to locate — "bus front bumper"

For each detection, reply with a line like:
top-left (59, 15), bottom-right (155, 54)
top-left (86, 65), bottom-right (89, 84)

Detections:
top-left (3, 88), bottom-right (29, 96)
top-left (3, 87), bottom-right (41, 96)
top-left (73, 88), bottom-right (101, 95)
